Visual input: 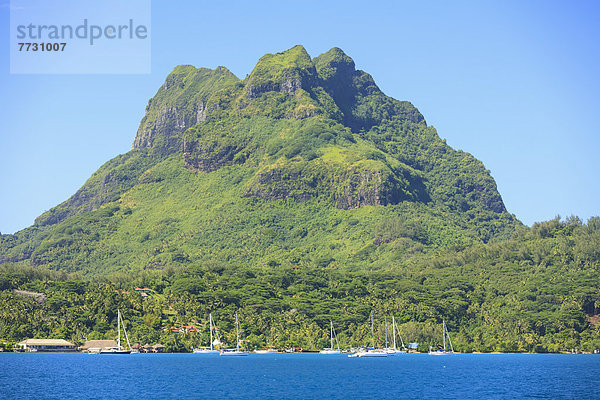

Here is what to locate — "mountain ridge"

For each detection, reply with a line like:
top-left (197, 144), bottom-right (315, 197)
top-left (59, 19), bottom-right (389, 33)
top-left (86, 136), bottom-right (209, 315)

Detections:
top-left (0, 45), bottom-right (518, 274)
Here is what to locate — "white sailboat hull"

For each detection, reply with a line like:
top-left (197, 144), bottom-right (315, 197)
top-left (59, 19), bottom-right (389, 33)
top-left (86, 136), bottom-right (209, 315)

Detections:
top-left (99, 348), bottom-right (132, 355)
top-left (319, 349), bottom-right (342, 354)
top-left (193, 349), bottom-right (219, 354)
top-left (220, 350), bottom-right (248, 356)
top-left (350, 349), bottom-right (388, 357)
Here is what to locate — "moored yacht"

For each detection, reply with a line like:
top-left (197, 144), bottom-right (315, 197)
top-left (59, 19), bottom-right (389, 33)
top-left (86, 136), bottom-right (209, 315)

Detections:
top-left (383, 316), bottom-right (407, 355)
top-left (219, 313), bottom-right (248, 356)
top-left (193, 313), bottom-right (220, 354)
top-left (99, 310), bottom-right (132, 355)
top-left (348, 311), bottom-right (388, 358)
top-left (352, 347), bottom-right (388, 357)
top-left (428, 320), bottom-right (454, 355)
top-left (320, 320), bottom-right (342, 354)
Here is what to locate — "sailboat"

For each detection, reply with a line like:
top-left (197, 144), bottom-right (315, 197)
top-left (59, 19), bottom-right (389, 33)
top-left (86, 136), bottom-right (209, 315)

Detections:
top-left (384, 316), bottom-right (407, 355)
top-left (220, 313), bottom-right (248, 356)
top-left (100, 309), bottom-right (132, 354)
top-left (320, 320), bottom-right (341, 354)
top-left (193, 313), bottom-right (220, 354)
top-left (349, 311), bottom-right (387, 357)
top-left (428, 320), bottom-right (454, 355)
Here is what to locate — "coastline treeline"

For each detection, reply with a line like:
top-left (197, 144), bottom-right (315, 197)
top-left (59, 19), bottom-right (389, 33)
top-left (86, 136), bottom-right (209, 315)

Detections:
top-left (1, 216), bottom-right (599, 353)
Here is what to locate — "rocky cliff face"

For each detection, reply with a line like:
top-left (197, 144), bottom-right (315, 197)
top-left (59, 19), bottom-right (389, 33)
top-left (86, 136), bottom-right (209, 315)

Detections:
top-left (133, 102), bottom-right (206, 151)
top-left (314, 47), bottom-right (426, 130)
top-left (174, 47), bottom-right (432, 206)
top-left (132, 66), bottom-right (239, 155)
top-left (242, 149), bottom-right (428, 210)
top-left (244, 45), bottom-right (318, 99)
top-left (335, 168), bottom-right (405, 210)
top-left (182, 139), bottom-right (245, 173)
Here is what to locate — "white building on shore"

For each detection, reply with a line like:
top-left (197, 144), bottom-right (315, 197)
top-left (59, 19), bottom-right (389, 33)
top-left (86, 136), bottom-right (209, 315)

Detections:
top-left (17, 339), bottom-right (76, 352)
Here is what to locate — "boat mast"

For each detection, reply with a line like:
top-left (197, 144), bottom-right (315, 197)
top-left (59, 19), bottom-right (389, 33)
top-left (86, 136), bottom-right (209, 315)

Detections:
top-left (235, 313), bottom-right (240, 351)
top-left (370, 311), bottom-right (375, 348)
top-left (446, 321), bottom-right (454, 352)
top-left (330, 321), bottom-right (334, 350)
top-left (392, 316), bottom-right (397, 350)
top-left (209, 313), bottom-right (214, 351)
top-left (442, 320), bottom-right (446, 352)
top-left (121, 312), bottom-right (131, 350)
top-left (395, 317), bottom-right (406, 349)
top-left (117, 309), bottom-right (121, 350)
top-left (333, 324), bottom-right (340, 351)
top-left (384, 316), bottom-right (388, 349)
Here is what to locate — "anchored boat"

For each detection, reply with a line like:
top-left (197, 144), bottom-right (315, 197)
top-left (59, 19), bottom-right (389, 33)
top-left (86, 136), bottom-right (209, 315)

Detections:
top-left (99, 310), bottom-right (132, 355)
top-left (428, 320), bottom-right (454, 355)
top-left (193, 313), bottom-right (220, 354)
top-left (349, 311), bottom-right (388, 357)
top-left (320, 320), bottom-right (341, 354)
top-left (384, 316), bottom-right (407, 355)
top-left (220, 313), bottom-right (248, 356)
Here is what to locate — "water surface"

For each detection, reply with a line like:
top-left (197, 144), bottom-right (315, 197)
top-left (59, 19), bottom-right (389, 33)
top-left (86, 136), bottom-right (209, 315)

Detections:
top-left (1, 353), bottom-right (598, 399)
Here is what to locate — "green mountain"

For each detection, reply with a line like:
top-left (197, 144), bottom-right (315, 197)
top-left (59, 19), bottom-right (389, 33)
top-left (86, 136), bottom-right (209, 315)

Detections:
top-left (2, 46), bottom-right (600, 353)
top-left (0, 45), bottom-right (517, 275)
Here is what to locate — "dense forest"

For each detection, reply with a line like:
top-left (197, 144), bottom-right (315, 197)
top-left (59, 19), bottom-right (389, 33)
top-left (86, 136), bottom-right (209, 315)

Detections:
top-left (1, 216), bottom-right (599, 353)
top-left (0, 46), bottom-right (598, 353)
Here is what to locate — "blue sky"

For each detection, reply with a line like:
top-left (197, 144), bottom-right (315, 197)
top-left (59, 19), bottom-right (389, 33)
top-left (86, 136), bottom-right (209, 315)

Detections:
top-left (0, 0), bottom-right (599, 233)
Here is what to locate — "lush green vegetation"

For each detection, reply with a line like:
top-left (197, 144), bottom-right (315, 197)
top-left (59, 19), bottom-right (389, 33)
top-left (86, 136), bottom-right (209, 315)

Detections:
top-left (1, 217), bottom-right (599, 353)
top-left (0, 46), bottom-right (518, 275)
top-left (1, 46), bottom-right (596, 353)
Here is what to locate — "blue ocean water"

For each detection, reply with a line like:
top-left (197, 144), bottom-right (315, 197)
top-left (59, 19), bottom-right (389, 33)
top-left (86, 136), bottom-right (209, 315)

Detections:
top-left (0, 353), bottom-right (598, 399)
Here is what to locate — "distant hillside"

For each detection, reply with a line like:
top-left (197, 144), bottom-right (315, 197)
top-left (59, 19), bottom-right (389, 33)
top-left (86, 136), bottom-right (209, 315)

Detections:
top-left (0, 45), bottom-right (518, 275)
top-left (1, 216), bottom-right (599, 353)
